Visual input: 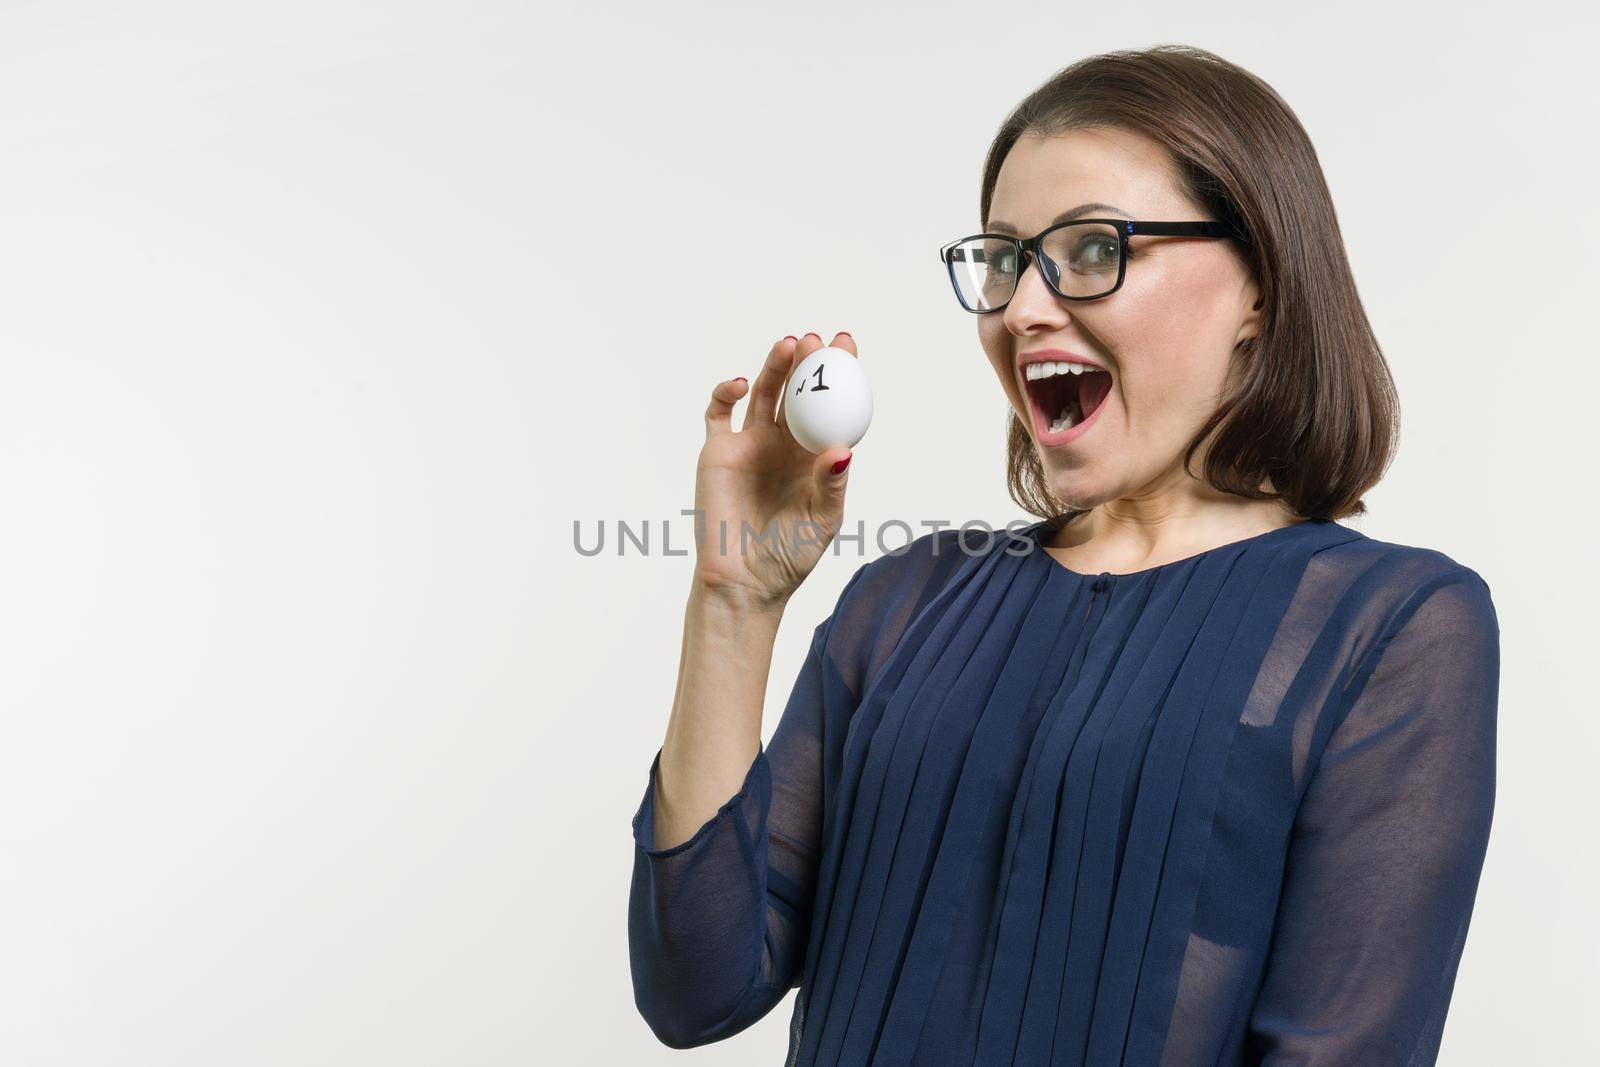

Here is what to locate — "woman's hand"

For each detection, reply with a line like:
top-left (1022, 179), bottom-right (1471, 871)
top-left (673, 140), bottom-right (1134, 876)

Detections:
top-left (691, 332), bottom-right (858, 612)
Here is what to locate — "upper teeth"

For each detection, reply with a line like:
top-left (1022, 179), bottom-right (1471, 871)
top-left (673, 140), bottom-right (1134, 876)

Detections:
top-left (1025, 361), bottom-right (1097, 381)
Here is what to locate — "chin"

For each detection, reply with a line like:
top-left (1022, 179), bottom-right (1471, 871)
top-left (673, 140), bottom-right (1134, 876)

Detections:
top-left (1042, 469), bottom-right (1110, 512)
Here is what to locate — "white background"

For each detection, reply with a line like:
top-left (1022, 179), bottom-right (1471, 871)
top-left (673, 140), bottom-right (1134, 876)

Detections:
top-left (1, 1), bottom-right (1594, 1063)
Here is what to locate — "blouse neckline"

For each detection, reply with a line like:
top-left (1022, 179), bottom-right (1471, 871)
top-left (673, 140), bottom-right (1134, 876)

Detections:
top-left (1022, 516), bottom-right (1336, 581)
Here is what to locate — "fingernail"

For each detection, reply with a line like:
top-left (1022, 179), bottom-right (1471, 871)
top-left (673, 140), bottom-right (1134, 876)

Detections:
top-left (782, 335), bottom-right (797, 343)
top-left (803, 332), bottom-right (820, 341)
top-left (831, 454), bottom-right (852, 475)
top-left (734, 377), bottom-right (747, 383)
top-left (838, 331), bottom-right (852, 339)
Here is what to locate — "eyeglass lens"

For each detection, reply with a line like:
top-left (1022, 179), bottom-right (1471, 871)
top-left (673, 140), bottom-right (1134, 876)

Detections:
top-left (946, 222), bottom-right (1122, 310)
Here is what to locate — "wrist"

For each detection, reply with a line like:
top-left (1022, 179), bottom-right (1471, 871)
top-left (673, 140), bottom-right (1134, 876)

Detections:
top-left (689, 571), bottom-right (791, 619)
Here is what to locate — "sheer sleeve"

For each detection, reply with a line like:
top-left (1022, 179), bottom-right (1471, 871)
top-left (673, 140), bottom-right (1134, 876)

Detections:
top-left (627, 570), bottom-right (867, 1049)
top-left (1246, 567), bottom-right (1501, 1065)
top-left (627, 528), bottom-right (980, 1048)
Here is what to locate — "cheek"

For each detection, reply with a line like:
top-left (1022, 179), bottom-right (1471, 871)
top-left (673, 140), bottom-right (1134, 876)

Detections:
top-left (979, 321), bottom-right (1021, 404)
top-left (1106, 270), bottom-right (1236, 419)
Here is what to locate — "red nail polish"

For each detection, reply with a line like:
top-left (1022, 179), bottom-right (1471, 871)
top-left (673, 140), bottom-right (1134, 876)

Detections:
top-left (804, 332), bottom-right (821, 341)
top-left (831, 455), bottom-right (851, 475)
top-left (783, 335), bottom-right (797, 343)
top-left (734, 377), bottom-right (747, 383)
top-left (839, 331), bottom-right (852, 339)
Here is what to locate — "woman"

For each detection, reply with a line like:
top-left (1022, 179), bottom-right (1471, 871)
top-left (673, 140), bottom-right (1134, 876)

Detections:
top-left (628, 45), bottom-right (1499, 1066)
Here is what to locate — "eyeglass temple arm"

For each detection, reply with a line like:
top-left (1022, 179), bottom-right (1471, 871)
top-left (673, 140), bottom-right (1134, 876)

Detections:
top-left (1126, 221), bottom-right (1239, 239)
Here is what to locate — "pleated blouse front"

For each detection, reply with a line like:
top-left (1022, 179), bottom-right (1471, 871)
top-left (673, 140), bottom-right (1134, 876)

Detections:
top-left (629, 517), bottom-right (1500, 1066)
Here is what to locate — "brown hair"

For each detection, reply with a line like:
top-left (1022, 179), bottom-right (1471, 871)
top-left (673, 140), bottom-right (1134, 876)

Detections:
top-left (983, 44), bottom-right (1398, 528)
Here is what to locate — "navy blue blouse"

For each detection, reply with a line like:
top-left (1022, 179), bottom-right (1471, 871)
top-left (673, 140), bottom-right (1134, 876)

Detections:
top-left (629, 517), bottom-right (1499, 1065)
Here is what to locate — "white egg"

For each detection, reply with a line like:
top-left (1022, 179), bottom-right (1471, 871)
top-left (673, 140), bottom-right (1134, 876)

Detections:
top-left (782, 347), bottom-right (873, 454)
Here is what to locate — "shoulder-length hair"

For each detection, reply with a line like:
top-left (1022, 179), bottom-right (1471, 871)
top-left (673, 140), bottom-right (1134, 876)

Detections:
top-left (984, 45), bottom-right (1398, 527)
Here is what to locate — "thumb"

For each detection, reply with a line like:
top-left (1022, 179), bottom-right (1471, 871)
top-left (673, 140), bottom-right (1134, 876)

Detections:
top-left (812, 448), bottom-right (852, 513)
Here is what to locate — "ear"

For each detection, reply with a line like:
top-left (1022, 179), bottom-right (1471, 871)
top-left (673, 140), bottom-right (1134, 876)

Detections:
top-left (1236, 273), bottom-right (1265, 348)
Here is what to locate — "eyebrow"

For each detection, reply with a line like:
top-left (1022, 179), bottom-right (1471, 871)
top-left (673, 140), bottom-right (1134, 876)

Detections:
top-left (985, 202), bottom-right (1132, 235)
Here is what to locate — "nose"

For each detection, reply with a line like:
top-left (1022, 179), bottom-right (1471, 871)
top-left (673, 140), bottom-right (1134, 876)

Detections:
top-left (1002, 249), bottom-right (1071, 333)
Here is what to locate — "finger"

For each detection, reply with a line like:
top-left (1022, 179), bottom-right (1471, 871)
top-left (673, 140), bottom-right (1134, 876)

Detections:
top-left (776, 332), bottom-right (829, 435)
top-left (704, 376), bottom-right (749, 438)
top-left (746, 336), bottom-right (799, 426)
top-left (828, 331), bottom-right (857, 357)
top-left (809, 446), bottom-right (852, 523)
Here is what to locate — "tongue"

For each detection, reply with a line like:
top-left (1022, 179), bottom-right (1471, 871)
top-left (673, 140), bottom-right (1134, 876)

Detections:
top-left (1079, 371), bottom-right (1111, 418)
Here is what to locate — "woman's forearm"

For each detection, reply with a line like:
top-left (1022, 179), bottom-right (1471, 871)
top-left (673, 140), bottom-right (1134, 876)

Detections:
top-left (650, 581), bottom-right (789, 851)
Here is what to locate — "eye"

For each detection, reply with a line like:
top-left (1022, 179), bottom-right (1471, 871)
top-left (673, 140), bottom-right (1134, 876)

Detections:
top-left (1065, 233), bottom-right (1119, 272)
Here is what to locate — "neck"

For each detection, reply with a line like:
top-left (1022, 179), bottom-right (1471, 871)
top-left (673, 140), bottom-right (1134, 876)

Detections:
top-left (1045, 490), bottom-right (1302, 575)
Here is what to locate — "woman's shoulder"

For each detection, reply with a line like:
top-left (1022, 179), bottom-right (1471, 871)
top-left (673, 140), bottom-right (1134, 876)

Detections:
top-left (1318, 521), bottom-right (1493, 597)
top-left (813, 520), bottom-right (1025, 686)
top-left (1309, 527), bottom-right (1500, 741)
top-left (1309, 523), bottom-right (1498, 655)
top-left (834, 518), bottom-right (1031, 606)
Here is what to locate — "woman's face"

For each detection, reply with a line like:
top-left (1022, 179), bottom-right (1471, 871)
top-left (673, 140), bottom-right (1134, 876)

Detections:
top-left (979, 127), bottom-right (1263, 512)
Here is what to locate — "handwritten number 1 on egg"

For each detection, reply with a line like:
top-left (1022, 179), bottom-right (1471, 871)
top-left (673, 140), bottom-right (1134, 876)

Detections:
top-left (797, 365), bottom-right (830, 395)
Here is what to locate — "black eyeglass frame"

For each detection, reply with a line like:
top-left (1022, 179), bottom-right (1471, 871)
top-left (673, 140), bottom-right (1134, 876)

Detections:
top-left (937, 219), bottom-right (1244, 313)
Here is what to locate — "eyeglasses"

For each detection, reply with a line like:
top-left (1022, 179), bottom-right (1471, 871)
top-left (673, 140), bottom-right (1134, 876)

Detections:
top-left (938, 218), bottom-right (1242, 313)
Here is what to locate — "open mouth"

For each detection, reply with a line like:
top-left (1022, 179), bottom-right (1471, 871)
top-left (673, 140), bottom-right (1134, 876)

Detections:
top-left (1023, 360), bottom-right (1112, 437)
